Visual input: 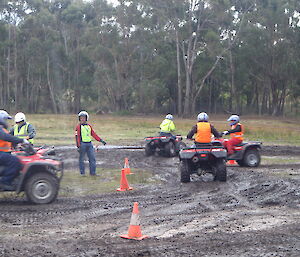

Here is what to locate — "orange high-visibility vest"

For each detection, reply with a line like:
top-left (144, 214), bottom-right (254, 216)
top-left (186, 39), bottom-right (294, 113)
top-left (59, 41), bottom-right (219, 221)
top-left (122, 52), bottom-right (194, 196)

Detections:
top-left (195, 122), bottom-right (211, 143)
top-left (230, 123), bottom-right (244, 141)
top-left (0, 128), bottom-right (12, 152)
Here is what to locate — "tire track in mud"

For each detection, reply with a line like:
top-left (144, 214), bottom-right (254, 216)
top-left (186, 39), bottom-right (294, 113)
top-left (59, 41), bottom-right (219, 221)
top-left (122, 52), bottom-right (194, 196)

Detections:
top-left (1, 146), bottom-right (300, 257)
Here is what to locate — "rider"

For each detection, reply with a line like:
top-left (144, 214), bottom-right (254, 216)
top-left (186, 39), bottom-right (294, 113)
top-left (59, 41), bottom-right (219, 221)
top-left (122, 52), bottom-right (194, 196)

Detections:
top-left (75, 111), bottom-right (107, 176)
top-left (187, 112), bottom-right (220, 144)
top-left (159, 114), bottom-right (176, 139)
top-left (10, 112), bottom-right (36, 145)
top-left (0, 110), bottom-right (29, 190)
top-left (222, 114), bottom-right (244, 156)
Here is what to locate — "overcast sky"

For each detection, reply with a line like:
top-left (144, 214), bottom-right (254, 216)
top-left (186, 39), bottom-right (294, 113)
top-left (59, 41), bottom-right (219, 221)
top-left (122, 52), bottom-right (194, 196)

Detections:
top-left (107, 0), bottom-right (118, 5)
top-left (84, 0), bottom-right (119, 5)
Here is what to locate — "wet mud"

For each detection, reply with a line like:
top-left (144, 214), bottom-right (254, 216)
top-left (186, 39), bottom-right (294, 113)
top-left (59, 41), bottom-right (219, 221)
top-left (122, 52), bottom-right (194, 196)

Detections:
top-left (0, 145), bottom-right (300, 256)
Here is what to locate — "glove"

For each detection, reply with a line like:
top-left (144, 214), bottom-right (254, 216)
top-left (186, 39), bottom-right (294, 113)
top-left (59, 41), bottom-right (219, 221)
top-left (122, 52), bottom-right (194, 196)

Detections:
top-left (22, 139), bottom-right (30, 145)
top-left (100, 139), bottom-right (107, 145)
top-left (222, 131), bottom-right (229, 135)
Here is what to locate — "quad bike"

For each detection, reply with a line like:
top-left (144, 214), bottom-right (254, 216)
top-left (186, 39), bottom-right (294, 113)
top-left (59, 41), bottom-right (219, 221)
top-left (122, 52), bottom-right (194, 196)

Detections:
top-left (179, 141), bottom-right (227, 183)
top-left (144, 135), bottom-right (186, 157)
top-left (214, 138), bottom-right (262, 167)
top-left (0, 144), bottom-right (63, 204)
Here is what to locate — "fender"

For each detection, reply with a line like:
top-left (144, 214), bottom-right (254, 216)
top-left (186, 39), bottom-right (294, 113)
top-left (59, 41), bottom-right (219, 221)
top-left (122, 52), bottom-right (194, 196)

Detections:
top-left (179, 149), bottom-right (197, 159)
top-left (211, 148), bottom-right (227, 158)
top-left (234, 142), bottom-right (262, 156)
top-left (16, 161), bottom-right (63, 194)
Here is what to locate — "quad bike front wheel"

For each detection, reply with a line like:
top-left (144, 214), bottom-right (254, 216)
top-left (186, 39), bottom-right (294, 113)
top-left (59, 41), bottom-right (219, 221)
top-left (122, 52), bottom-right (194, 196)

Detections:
top-left (242, 149), bottom-right (261, 167)
top-left (25, 172), bottom-right (59, 204)
top-left (180, 160), bottom-right (191, 183)
top-left (164, 141), bottom-right (176, 157)
top-left (145, 143), bottom-right (155, 156)
top-left (214, 159), bottom-right (227, 182)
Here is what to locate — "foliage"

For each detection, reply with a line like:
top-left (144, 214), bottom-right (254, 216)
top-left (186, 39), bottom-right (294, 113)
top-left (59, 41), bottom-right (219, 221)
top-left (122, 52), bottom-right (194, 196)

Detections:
top-left (0, 0), bottom-right (299, 117)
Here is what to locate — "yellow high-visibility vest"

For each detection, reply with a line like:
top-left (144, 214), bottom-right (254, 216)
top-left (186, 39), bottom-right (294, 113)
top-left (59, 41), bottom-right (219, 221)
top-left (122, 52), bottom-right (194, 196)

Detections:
top-left (14, 123), bottom-right (34, 144)
top-left (81, 125), bottom-right (92, 142)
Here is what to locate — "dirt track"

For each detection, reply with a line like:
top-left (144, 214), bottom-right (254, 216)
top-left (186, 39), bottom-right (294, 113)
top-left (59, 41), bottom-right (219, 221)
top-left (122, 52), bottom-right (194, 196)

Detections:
top-left (0, 145), bottom-right (300, 256)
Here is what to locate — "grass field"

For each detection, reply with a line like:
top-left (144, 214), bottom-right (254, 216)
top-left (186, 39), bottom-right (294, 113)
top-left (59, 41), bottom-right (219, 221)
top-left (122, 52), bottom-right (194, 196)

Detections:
top-left (59, 168), bottom-right (157, 196)
top-left (11, 114), bottom-right (300, 146)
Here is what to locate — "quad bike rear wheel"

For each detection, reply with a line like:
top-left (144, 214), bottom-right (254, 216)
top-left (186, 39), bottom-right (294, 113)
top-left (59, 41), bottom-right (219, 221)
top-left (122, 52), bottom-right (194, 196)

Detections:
top-left (145, 143), bottom-right (155, 156)
top-left (242, 149), bottom-right (260, 167)
top-left (25, 172), bottom-right (59, 204)
top-left (164, 141), bottom-right (176, 157)
top-left (180, 160), bottom-right (191, 183)
top-left (214, 159), bottom-right (227, 182)
top-left (176, 141), bottom-right (186, 153)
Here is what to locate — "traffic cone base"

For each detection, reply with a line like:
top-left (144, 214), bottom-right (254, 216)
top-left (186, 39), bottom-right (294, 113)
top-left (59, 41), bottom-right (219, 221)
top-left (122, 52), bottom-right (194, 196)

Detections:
top-left (116, 169), bottom-right (133, 191)
top-left (124, 158), bottom-right (133, 175)
top-left (117, 186), bottom-right (133, 191)
top-left (227, 159), bottom-right (237, 165)
top-left (120, 234), bottom-right (148, 240)
top-left (120, 202), bottom-right (148, 240)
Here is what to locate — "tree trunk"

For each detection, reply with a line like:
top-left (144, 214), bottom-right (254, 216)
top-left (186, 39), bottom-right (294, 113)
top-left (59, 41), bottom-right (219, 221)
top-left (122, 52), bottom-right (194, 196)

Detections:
top-left (47, 56), bottom-right (58, 114)
top-left (176, 30), bottom-right (182, 116)
top-left (229, 49), bottom-right (236, 113)
top-left (13, 26), bottom-right (18, 110)
top-left (6, 24), bottom-right (11, 109)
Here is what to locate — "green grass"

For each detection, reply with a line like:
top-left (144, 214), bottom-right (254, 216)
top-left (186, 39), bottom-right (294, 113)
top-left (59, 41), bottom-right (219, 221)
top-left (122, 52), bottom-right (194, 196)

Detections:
top-left (59, 168), bottom-right (156, 196)
top-left (0, 168), bottom-right (156, 200)
top-left (7, 114), bottom-right (300, 145)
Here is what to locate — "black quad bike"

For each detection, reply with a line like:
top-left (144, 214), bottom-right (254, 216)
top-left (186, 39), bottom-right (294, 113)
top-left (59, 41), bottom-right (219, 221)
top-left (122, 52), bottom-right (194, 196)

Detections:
top-left (179, 141), bottom-right (227, 183)
top-left (215, 138), bottom-right (262, 167)
top-left (144, 135), bottom-right (186, 157)
top-left (0, 144), bottom-right (63, 204)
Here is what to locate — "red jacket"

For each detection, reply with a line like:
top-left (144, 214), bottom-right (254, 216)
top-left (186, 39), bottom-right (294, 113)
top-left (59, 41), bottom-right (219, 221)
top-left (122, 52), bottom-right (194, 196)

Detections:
top-left (75, 123), bottom-right (102, 148)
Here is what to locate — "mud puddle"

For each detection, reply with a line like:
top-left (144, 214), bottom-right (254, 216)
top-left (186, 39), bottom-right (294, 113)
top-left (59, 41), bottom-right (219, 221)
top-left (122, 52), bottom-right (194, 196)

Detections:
top-left (0, 146), bottom-right (300, 256)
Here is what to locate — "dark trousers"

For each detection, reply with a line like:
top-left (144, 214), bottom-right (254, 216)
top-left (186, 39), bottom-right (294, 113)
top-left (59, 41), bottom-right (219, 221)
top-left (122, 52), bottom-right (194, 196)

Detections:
top-left (79, 142), bottom-right (96, 175)
top-left (0, 152), bottom-right (22, 185)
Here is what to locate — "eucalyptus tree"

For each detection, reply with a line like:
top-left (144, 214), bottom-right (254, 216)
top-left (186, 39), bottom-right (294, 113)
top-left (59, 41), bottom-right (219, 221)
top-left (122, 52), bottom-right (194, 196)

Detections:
top-left (236, 0), bottom-right (300, 116)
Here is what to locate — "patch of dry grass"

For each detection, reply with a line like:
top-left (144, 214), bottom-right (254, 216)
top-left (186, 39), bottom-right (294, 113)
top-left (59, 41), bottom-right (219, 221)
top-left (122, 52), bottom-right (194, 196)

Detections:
top-left (7, 114), bottom-right (300, 145)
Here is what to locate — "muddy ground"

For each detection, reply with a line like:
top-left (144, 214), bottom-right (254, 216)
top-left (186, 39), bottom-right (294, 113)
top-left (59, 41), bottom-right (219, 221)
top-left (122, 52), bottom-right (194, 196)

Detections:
top-left (0, 145), bottom-right (300, 257)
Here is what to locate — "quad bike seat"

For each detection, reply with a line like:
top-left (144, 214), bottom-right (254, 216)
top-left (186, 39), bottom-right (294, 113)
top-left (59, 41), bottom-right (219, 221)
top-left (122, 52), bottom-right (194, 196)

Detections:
top-left (194, 142), bottom-right (212, 146)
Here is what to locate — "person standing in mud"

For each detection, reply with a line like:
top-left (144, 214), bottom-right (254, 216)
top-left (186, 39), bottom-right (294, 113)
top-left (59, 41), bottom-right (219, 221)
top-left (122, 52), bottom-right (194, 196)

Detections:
top-left (75, 111), bottom-right (107, 176)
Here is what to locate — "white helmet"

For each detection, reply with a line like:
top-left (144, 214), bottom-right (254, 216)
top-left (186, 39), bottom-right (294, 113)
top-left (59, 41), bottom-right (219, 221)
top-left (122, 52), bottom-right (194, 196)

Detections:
top-left (165, 114), bottom-right (173, 120)
top-left (197, 112), bottom-right (209, 122)
top-left (0, 110), bottom-right (12, 124)
top-left (15, 112), bottom-right (26, 123)
top-left (227, 114), bottom-right (239, 125)
top-left (78, 111), bottom-right (89, 121)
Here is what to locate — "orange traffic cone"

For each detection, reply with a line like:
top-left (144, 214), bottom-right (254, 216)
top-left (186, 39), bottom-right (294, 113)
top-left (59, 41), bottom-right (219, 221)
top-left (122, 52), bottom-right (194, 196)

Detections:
top-left (120, 202), bottom-right (148, 240)
top-left (124, 157), bottom-right (133, 175)
top-left (117, 169), bottom-right (133, 191)
top-left (227, 159), bottom-right (237, 165)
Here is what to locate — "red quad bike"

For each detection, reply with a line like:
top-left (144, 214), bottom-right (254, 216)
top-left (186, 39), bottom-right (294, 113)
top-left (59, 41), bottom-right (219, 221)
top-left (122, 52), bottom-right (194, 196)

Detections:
top-left (214, 138), bottom-right (262, 167)
top-left (144, 135), bottom-right (186, 157)
top-left (179, 141), bottom-right (227, 183)
top-left (0, 144), bottom-right (63, 204)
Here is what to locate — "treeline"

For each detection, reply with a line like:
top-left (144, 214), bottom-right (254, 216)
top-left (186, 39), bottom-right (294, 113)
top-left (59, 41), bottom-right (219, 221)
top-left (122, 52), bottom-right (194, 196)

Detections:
top-left (0, 0), bottom-right (300, 116)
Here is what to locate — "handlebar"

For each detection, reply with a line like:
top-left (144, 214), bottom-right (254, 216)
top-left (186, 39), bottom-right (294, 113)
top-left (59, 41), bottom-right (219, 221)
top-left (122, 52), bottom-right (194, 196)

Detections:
top-left (18, 143), bottom-right (36, 155)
